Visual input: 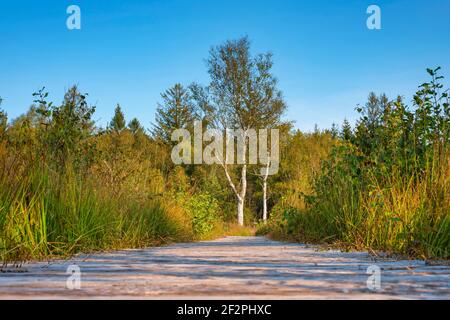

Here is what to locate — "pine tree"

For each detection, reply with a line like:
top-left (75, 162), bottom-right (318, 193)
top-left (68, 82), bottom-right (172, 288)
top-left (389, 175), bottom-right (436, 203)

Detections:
top-left (109, 104), bottom-right (126, 132)
top-left (0, 98), bottom-right (7, 139)
top-left (128, 117), bottom-right (144, 135)
top-left (330, 123), bottom-right (339, 139)
top-left (340, 119), bottom-right (353, 142)
top-left (152, 84), bottom-right (197, 144)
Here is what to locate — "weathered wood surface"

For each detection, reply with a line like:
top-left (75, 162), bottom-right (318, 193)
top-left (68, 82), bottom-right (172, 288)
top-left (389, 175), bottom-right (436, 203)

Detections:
top-left (0, 237), bottom-right (449, 299)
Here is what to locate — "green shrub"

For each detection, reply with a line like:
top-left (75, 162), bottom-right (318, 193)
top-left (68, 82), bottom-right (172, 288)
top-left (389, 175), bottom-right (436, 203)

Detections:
top-left (262, 69), bottom-right (450, 259)
top-left (187, 193), bottom-right (219, 238)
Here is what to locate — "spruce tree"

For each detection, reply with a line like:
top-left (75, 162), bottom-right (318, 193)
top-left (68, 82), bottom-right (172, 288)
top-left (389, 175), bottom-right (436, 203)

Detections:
top-left (340, 119), bottom-right (353, 142)
top-left (153, 84), bottom-right (197, 144)
top-left (0, 98), bottom-right (7, 139)
top-left (109, 104), bottom-right (126, 132)
top-left (128, 117), bottom-right (144, 135)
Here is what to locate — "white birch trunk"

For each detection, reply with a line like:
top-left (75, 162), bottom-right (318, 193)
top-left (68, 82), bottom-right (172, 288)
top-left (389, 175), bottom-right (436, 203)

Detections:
top-left (217, 138), bottom-right (247, 227)
top-left (262, 180), bottom-right (268, 222)
top-left (237, 164), bottom-right (247, 226)
top-left (237, 197), bottom-right (244, 226)
top-left (262, 158), bottom-right (270, 223)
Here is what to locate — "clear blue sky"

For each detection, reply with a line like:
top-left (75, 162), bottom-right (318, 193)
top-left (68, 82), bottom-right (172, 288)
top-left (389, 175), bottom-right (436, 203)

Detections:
top-left (1, 0), bottom-right (449, 131)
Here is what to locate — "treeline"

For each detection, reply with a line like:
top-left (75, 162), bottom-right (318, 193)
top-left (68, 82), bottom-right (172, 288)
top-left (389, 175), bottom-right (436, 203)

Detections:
top-left (261, 67), bottom-right (449, 259)
top-left (0, 38), bottom-right (448, 263)
top-left (0, 86), bottom-right (252, 264)
top-left (0, 37), bottom-right (286, 264)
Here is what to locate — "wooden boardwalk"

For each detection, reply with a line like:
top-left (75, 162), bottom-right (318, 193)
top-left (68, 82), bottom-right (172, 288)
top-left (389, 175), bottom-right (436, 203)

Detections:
top-left (1, 236), bottom-right (449, 299)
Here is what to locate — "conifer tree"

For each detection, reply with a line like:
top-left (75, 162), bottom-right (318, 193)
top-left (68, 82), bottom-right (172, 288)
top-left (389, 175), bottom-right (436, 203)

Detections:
top-left (109, 104), bottom-right (126, 132)
top-left (153, 84), bottom-right (197, 144)
top-left (128, 117), bottom-right (144, 135)
top-left (340, 119), bottom-right (353, 142)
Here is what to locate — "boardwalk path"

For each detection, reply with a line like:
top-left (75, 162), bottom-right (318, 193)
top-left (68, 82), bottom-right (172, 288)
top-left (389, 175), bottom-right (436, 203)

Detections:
top-left (1, 237), bottom-right (449, 299)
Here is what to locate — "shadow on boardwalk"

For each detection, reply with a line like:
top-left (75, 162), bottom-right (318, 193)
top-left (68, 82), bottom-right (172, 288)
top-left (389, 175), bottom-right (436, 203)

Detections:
top-left (0, 237), bottom-right (449, 299)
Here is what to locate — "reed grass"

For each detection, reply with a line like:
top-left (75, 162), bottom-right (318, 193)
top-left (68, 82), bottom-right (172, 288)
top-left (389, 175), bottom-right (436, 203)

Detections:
top-left (0, 165), bottom-right (194, 265)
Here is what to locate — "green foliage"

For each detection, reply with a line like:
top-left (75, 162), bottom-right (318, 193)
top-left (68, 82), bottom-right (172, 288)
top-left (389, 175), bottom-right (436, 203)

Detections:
top-left (32, 86), bottom-right (96, 169)
top-left (329, 123), bottom-right (339, 139)
top-left (109, 104), bottom-right (126, 132)
top-left (340, 119), bottom-right (353, 142)
top-left (187, 193), bottom-right (219, 238)
top-left (200, 36), bottom-right (287, 130)
top-left (1, 41), bottom-right (448, 263)
top-left (153, 83), bottom-right (197, 144)
top-left (128, 117), bottom-right (144, 135)
top-left (0, 105), bottom-right (6, 139)
top-left (262, 68), bottom-right (449, 259)
top-left (0, 85), bottom-right (224, 264)
top-left (0, 165), bottom-right (193, 264)
top-left (268, 129), bottom-right (336, 212)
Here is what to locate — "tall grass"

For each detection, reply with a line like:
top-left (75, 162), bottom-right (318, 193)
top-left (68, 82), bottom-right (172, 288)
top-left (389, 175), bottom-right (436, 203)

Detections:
top-left (259, 68), bottom-right (450, 259)
top-left (260, 144), bottom-right (449, 259)
top-left (0, 165), bottom-right (194, 265)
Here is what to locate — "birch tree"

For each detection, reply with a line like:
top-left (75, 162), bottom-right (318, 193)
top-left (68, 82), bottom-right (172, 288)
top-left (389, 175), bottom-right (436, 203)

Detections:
top-left (192, 37), bottom-right (286, 226)
top-left (259, 128), bottom-right (279, 222)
